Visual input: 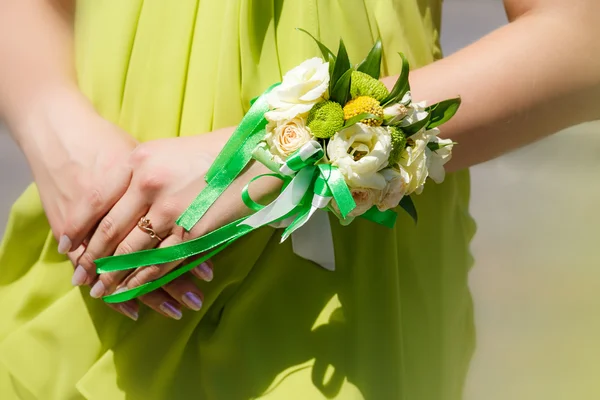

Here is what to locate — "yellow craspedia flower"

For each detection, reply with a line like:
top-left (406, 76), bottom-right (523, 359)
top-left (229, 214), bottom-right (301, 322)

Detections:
top-left (343, 96), bottom-right (384, 126)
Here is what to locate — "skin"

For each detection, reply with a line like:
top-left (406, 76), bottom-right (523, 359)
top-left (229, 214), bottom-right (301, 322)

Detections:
top-left (1, 0), bottom-right (599, 319)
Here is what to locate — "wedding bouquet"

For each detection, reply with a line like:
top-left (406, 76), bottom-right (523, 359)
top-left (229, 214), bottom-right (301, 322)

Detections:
top-left (95, 30), bottom-right (461, 303)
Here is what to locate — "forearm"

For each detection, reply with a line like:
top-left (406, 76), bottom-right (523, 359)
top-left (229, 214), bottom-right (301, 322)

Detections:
top-left (383, 3), bottom-right (600, 171)
top-left (0, 0), bottom-right (92, 150)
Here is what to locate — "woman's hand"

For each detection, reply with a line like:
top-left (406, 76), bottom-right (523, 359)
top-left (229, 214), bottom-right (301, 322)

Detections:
top-left (79, 130), bottom-right (281, 319)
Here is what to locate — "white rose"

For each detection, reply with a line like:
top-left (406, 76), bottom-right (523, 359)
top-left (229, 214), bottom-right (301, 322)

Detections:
top-left (427, 136), bottom-right (454, 184)
top-left (265, 118), bottom-right (312, 162)
top-left (332, 187), bottom-right (380, 218)
top-left (376, 167), bottom-right (410, 211)
top-left (327, 123), bottom-right (392, 190)
top-left (265, 58), bottom-right (330, 122)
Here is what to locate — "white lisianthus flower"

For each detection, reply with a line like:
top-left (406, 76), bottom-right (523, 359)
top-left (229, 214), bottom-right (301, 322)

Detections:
top-left (376, 167), bottom-right (410, 211)
top-left (327, 123), bottom-right (392, 190)
top-left (399, 128), bottom-right (437, 195)
top-left (400, 91), bottom-right (412, 105)
top-left (265, 58), bottom-right (330, 121)
top-left (427, 136), bottom-right (454, 184)
top-left (400, 101), bottom-right (428, 127)
top-left (265, 118), bottom-right (313, 162)
top-left (331, 187), bottom-right (380, 218)
top-left (383, 103), bottom-right (409, 125)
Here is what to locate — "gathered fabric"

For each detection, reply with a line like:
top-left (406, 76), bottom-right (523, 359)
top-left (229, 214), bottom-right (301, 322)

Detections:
top-left (0, 1), bottom-right (476, 399)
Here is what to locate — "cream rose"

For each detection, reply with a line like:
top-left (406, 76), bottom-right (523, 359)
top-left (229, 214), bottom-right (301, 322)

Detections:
top-left (376, 167), bottom-right (410, 211)
top-left (332, 187), bottom-right (380, 218)
top-left (327, 123), bottom-right (392, 190)
top-left (265, 58), bottom-right (330, 122)
top-left (264, 118), bottom-right (312, 162)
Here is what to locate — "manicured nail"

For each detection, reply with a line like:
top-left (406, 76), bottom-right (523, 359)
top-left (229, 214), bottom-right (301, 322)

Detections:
top-left (119, 303), bottom-right (139, 321)
top-left (71, 265), bottom-right (88, 286)
top-left (182, 292), bottom-right (203, 311)
top-left (114, 286), bottom-right (128, 294)
top-left (194, 262), bottom-right (213, 282)
top-left (90, 281), bottom-right (105, 298)
top-left (160, 302), bottom-right (182, 320)
top-left (57, 235), bottom-right (72, 254)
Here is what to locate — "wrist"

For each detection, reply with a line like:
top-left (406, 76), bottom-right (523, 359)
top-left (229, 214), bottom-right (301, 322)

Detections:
top-left (13, 86), bottom-right (100, 160)
top-left (10, 84), bottom-right (95, 147)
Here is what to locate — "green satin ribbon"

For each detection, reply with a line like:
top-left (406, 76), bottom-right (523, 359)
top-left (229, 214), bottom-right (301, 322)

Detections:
top-left (176, 83), bottom-right (280, 231)
top-left (95, 86), bottom-right (397, 304)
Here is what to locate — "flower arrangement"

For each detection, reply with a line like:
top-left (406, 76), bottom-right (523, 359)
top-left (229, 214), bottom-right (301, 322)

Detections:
top-left (95, 31), bottom-right (461, 303)
top-left (253, 30), bottom-right (460, 225)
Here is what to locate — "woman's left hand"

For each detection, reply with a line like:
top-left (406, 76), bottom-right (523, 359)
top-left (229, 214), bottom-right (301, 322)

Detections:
top-left (77, 129), bottom-right (281, 319)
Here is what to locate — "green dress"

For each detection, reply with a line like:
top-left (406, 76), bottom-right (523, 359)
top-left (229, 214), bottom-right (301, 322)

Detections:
top-left (0, 1), bottom-right (476, 399)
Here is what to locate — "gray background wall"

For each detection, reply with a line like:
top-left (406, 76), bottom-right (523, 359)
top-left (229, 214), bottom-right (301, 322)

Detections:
top-left (1, 1), bottom-right (599, 398)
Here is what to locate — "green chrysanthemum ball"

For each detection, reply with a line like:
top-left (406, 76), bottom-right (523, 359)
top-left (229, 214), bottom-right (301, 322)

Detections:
top-left (388, 126), bottom-right (407, 166)
top-left (350, 70), bottom-right (390, 102)
top-left (307, 101), bottom-right (345, 139)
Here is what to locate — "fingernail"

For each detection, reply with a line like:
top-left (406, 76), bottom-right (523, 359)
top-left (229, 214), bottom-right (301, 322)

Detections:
top-left (119, 303), bottom-right (139, 321)
top-left (71, 265), bottom-right (88, 286)
top-left (194, 262), bottom-right (213, 282)
top-left (114, 286), bottom-right (128, 294)
top-left (182, 292), bottom-right (203, 311)
top-left (90, 281), bottom-right (105, 298)
top-left (160, 302), bottom-right (182, 320)
top-left (57, 235), bottom-right (72, 254)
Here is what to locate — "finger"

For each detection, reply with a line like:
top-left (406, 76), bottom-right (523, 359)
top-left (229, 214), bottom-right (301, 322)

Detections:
top-left (120, 234), bottom-right (214, 297)
top-left (190, 258), bottom-right (214, 282)
top-left (137, 288), bottom-right (183, 320)
top-left (74, 191), bottom-right (148, 287)
top-left (68, 244), bottom-right (140, 320)
top-left (162, 274), bottom-right (205, 311)
top-left (60, 163), bottom-right (132, 254)
top-left (89, 210), bottom-right (171, 299)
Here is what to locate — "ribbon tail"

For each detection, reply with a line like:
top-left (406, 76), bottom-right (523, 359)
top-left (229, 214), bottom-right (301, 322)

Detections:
top-left (291, 209), bottom-right (336, 271)
top-left (281, 193), bottom-right (330, 242)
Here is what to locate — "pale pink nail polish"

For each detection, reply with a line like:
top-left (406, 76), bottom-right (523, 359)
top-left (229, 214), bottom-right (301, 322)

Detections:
top-left (160, 302), bottom-right (182, 320)
top-left (71, 265), bottom-right (88, 286)
top-left (57, 235), bottom-right (72, 254)
top-left (90, 281), bottom-right (105, 298)
top-left (182, 292), bottom-right (203, 311)
top-left (119, 304), bottom-right (139, 321)
top-left (194, 262), bottom-right (213, 282)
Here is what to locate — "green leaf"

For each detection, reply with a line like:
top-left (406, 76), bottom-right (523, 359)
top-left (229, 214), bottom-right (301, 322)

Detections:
top-left (343, 113), bottom-right (382, 128)
top-left (381, 52), bottom-right (410, 107)
top-left (330, 39), bottom-right (351, 92)
top-left (399, 196), bottom-right (418, 224)
top-left (328, 53), bottom-right (336, 81)
top-left (427, 141), bottom-right (457, 151)
top-left (426, 97), bottom-right (461, 129)
top-left (400, 113), bottom-right (431, 136)
top-left (296, 28), bottom-right (336, 60)
top-left (330, 69), bottom-right (352, 105)
top-left (357, 38), bottom-right (383, 79)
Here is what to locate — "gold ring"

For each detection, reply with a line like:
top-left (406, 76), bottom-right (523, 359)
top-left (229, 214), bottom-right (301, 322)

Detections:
top-left (137, 217), bottom-right (163, 242)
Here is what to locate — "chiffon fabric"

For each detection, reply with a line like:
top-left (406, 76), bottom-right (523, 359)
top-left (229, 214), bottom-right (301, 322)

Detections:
top-left (0, 1), bottom-right (476, 398)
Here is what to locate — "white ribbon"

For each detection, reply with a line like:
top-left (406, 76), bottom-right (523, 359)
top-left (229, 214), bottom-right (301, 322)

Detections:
top-left (290, 209), bottom-right (336, 271)
top-left (244, 140), bottom-right (337, 271)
